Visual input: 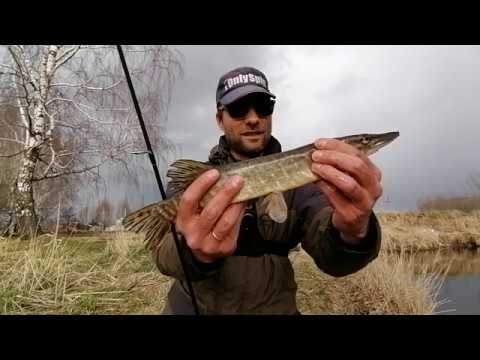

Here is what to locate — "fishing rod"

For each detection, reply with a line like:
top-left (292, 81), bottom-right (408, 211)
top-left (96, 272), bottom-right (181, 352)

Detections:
top-left (116, 45), bottom-right (200, 315)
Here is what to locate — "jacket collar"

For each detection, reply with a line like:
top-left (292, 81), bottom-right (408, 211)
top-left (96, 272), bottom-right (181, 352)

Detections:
top-left (208, 135), bottom-right (282, 165)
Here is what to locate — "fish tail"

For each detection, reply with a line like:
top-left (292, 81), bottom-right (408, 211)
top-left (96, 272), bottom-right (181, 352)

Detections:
top-left (123, 197), bottom-right (179, 250)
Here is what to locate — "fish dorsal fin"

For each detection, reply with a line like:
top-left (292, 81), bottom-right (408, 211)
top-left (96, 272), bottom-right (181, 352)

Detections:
top-left (166, 159), bottom-right (213, 195)
top-left (258, 192), bottom-right (288, 223)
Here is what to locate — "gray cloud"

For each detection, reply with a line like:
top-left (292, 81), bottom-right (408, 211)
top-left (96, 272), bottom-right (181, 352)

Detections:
top-left (136, 45), bottom-right (480, 213)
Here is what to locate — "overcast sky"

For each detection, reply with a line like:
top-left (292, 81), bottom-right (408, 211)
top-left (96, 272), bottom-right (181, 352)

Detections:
top-left (149, 45), bottom-right (479, 212)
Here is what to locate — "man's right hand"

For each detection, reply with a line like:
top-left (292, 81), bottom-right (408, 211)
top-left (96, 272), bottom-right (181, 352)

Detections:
top-left (175, 169), bottom-right (246, 263)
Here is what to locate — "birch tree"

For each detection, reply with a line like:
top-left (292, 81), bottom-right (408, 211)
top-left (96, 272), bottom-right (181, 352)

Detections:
top-left (0, 45), bottom-right (182, 238)
top-left (0, 106), bottom-right (20, 208)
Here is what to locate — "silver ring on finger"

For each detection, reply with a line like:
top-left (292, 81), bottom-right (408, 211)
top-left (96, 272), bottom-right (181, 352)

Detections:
top-left (211, 231), bottom-right (221, 241)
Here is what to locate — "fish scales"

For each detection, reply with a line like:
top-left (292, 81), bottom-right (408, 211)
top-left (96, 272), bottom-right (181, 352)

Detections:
top-left (122, 132), bottom-right (400, 250)
top-left (201, 144), bottom-right (317, 205)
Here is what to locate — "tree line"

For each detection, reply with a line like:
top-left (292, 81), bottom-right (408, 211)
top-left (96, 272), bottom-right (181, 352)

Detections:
top-left (0, 45), bottom-right (182, 237)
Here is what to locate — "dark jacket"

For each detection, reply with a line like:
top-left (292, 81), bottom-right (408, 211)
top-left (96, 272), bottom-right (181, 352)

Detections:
top-left (152, 135), bottom-right (382, 315)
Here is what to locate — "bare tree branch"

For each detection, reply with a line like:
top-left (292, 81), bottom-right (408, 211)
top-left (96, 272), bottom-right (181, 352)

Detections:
top-left (39, 143), bottom-right (56, 178)
top-left (45, 96), bottom-right (129, 112)
top-left (50, 79), bottom-right (122, 91)
top-left (8, 46), bottom-right (37, 92)
top-left (51, 121), bottom-right (82, 130)
top-left (53, 45), bottom-right (80, 73)
top-left (32, 161), bottom-right (107, 181)
top-left (0, 63), bottom-right (17, 72)
top-left (49, 97), bottom-right (117, 124)
top-left (0, 44), bottom-right (182, 236)
top-left (0, 70), bottom-right (18, 77)
top-left (0, 148), bottom-right (27, 158)
top-left (0, 137), bottom-right (25, 145)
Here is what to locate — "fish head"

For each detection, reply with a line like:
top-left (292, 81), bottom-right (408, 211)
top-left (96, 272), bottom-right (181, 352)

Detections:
top-left (341, 131), bottom-right (400, 155)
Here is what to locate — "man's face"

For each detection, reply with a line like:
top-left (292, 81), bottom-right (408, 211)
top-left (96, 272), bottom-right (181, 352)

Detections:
top-left (216, 93), bottom-right (274, 159)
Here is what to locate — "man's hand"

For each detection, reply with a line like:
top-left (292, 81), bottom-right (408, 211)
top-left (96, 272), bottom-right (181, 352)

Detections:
top-left (311, 138), bottom-right (383, 245)
top-left (175, 169), bottom-right (246, 263)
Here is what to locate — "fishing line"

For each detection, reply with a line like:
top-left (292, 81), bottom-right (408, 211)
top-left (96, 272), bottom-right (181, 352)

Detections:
top-left (116, 45), bottom-right (200, 315)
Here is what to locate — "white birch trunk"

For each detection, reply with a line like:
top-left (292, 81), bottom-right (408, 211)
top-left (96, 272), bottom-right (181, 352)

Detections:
top-left (13, 145), bottom-right (39, 237)
top-left (1, 45), bottom-right (181, 237)
top-left (12, 46), bottom-right (58, 237)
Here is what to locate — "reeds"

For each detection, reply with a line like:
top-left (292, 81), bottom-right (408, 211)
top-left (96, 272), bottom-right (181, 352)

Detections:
top-left (1, 224), bottom-right (451, 315)
top-left (0, 233), bottom-right (170, 314)
top-left (418, 196), bottom-right (480, 212)
top-left (291, 249), bottom-right (449, 315)
top-left (379, 210), bottom-right (480, 252)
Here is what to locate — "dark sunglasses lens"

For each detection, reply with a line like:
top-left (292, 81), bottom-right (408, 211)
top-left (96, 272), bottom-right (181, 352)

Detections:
top-left (226, 99), bottom-right (250, 118)
top-left (226, 96), bottom-right (275, 118)
top-left (254, 99), bottom-right (274, 117)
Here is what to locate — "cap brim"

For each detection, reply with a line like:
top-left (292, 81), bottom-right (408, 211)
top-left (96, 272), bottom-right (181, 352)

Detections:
top-left (219, 84), bottom-right (276, 105)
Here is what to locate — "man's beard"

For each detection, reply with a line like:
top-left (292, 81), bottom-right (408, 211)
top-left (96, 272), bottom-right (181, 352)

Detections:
top-left (225, 133), bottom-right (271, 159)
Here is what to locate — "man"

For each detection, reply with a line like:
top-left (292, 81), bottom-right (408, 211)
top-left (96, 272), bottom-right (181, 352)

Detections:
top-left (153, 66), bottom-right (383, 315)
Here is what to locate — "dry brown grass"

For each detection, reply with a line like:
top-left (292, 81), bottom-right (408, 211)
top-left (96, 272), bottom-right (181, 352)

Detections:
top-left (378, 210), bottom-right (480, 252)
top-left (0, 232), bottom-right (171, 314)
top-left (291, 249), bottom-right (447, 315)
top-left (418, 195), bottom-right (480, 212)
top-left (1, 230), bottom-right (446, 315)
top-left (290, 210), bottom-right (478, 315)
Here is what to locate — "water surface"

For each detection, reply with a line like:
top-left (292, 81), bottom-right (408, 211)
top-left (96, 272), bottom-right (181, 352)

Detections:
top-left (412, 250), bottom-right (480, 315)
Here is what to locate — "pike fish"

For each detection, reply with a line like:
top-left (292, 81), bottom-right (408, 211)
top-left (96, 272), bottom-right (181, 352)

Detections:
top-left (123, 131), bottom-right (399, 250)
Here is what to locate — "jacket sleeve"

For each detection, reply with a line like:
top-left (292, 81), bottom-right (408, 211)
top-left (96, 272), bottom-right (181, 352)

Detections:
top-left (150, 183), bottom-right (225, 282)
top-left (293, 183), bottom-right (382, 277)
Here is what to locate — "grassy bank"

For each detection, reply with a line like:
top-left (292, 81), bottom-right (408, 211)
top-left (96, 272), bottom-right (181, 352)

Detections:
top-left (0, 233), bottom-right (171, 314)
top-left (0, 229), bottom-right (446, 315)
top-left (378, 210), bottom-right (480, 252)
top-left (290, 250), bottom-right (446, 315)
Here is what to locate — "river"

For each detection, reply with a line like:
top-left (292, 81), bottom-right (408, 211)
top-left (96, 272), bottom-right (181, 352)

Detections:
top-left (412, 250), bottom-right (480, 315)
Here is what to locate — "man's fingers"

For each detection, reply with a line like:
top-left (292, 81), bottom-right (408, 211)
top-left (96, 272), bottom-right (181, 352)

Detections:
top-left (360, 153), bottom-right (382, 182)
top-left (315, 138), bottom-right (383, 182)
top-left (314, 138), bottom-right (362, 157)
top-left (318, 180), bottom-right (370, 238)
top-left (312, 150), bottom-right (374, 188)
top-left (194, 204), bottom-right (246, 261)
top-left (211, 203), bottom-right (246, 241)
top-left (318, 180), bottom-right (366, 226)
top-left (317, 180), bottom-right (351, 211)
top-left (178, 169), bottom-right (220, 220)
top-left (312, 163), bottom-right (369, 205)
top-left (199, 175), bottom-right (244, 230)
top-left (218, 206), bottom-right (246, 255)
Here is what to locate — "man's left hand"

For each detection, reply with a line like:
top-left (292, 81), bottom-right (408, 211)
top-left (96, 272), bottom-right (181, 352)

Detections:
top-left (311, 138), bottom-right (383, 245)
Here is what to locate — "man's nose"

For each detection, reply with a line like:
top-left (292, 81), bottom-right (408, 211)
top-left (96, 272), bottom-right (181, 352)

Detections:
top-left (244, 108), bottom-right (261, 125)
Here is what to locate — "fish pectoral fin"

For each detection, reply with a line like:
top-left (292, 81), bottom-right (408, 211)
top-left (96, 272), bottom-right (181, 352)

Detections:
top-left (166, 159), bottom-right (213, 195)
top-left (259, 192), bottom-right (288, 223)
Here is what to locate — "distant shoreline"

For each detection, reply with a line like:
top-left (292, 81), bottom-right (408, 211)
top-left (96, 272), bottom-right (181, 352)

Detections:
top-left (378, 209), bottom-right (480, 252)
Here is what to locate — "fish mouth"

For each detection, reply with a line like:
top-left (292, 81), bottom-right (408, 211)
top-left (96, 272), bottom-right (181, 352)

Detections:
top-left (383, 131), bottom-right (400, 142)
top-left (377, 131), bottom-right (400, 146)
top-left (369, 131), bottom-right (400, 153)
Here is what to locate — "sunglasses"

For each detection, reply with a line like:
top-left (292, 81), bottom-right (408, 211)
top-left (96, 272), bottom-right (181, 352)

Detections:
top-left (219, 94), bottom-right (275, 119)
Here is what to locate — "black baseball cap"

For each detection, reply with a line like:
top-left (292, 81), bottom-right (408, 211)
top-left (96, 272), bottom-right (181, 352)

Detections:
top-left (216, 66), bottom-right (276, 106)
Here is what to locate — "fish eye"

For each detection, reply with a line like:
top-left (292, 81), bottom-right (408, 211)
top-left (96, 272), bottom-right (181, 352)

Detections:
top-left (361, 137), bottom-right (369, 144)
